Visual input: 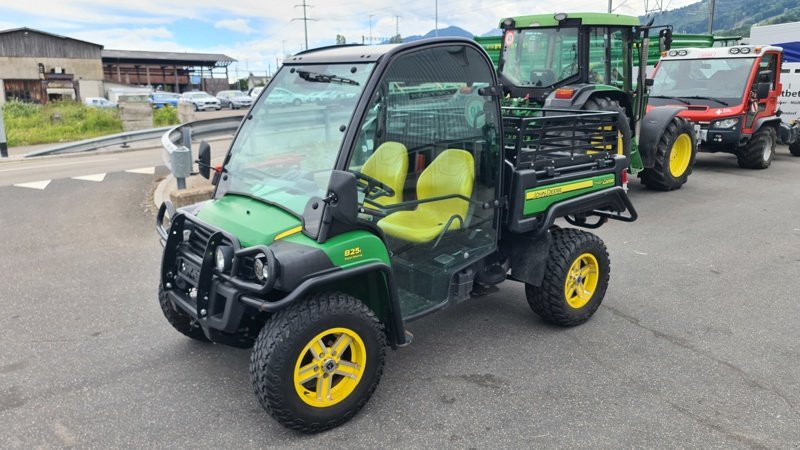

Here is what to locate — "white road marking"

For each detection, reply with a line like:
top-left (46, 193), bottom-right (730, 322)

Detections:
top-left (0, 157), bottom-right (118, 173)
top-left (72, 173), bottom-right (107, 182)
top-left (125, 167), bottom-right (156, 174)
top-left (14, 180), bottom-right (52, 190)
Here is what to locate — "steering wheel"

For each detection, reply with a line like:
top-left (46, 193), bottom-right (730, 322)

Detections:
top-left (350, 171), bottom-right (395, 200)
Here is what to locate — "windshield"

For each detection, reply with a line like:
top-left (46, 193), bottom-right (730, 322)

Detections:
top-left (651, 58), bottom-right (755, 105)
top-left (501, 27), bottom-right (579, 87)
top-left (218, 62), bottom-right (375, 215)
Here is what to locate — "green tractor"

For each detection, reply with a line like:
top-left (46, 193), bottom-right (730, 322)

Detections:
top-left (498, 12), bottom-right (698, 191)
top-left (156, 38), bottom-right (636, 432)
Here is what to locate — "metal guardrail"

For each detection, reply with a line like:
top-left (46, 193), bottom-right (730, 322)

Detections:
top-left (162, 114), bottom-right (245, 189)
top-left (26, 126), bottom-right (172, 157)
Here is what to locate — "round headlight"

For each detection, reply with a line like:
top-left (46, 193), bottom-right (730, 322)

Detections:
top-left (740, 47), bottom-right (751, 54)
top-left (729, 47), bottom-right (740, 54)
top-left (215, 246), bottom-right (233, 272)
top-left (668, 50), bottom-right (678, 57)
top-left (677, 50), bottom-right (688, 56)
top-left (254, 254), bottom-right (269, 282)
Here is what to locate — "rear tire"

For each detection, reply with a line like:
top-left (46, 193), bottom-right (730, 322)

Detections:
top-left (788, 139), bottom-right (800, 156)
top-left (526, 228), bottom-right (610, 327)
top-left (583, 97), bottom-right (631, 158)
top-left (158, 286), bottom-right (209, 341)
top-left (737, 126), bottom-right (775, 169)
top-left (250, 292), bottom-right (386, 433)
top-left (640, 117), bottom-right (696, 190)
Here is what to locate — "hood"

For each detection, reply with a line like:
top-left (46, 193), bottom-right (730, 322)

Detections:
top-left (196, 195), bottom-right (302, 248)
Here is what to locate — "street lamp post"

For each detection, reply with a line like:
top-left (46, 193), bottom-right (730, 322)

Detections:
top-left (369, 14), bottom-right (374, 45)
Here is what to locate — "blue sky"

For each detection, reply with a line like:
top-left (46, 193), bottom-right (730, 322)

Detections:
top-left (1, 0), bottom-right (697, 78)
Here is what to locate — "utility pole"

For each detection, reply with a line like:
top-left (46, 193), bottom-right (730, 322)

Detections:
top-left (369, 14), bottom-right (374, 45)
top-left (435, 0), bottom-right (438, 37)
top-left (707, 0), bottom-right (716, 34)
top-left (608, 0), bottom-right (612, 13)
top-left (395, 15), bottom-right (400, 36)
top-left (293, 0), bottom-right (317, 50)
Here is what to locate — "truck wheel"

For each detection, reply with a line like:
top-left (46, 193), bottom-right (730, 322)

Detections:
top-left (158, 286), bottom-right (209, 341)
top-left (250, 292), bottom-right (386, 432)
top-left (737, 126), bottom-right (776, 169)
top-left (791, 141), bottom-right (800, 157)
top-left (526, 229), bottom-right (610, 327)
top-left (640, 117), bottom-right (696, 190)
top-left (583, 97), bottom-right (631, 158)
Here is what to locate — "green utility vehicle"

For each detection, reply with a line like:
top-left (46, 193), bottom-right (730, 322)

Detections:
top-left (497, 12), bottom-right (699, 191)
top-left (156, 38), bottom-right (637, 432)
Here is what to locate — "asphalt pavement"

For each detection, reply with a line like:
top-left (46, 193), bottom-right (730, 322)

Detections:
top-left (0, 147), bottom-right (799, 448)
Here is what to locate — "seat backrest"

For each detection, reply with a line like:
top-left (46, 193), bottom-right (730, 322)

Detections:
top-left (361, 141), bottom-right (408, 206)
top-left (417, 149), bottom-right (474, 222)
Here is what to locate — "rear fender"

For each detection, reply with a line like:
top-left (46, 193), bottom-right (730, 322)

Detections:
top-left (545, 85), bottom-right (633, 125)
top-left (639, 106), bottom-right (688, 168)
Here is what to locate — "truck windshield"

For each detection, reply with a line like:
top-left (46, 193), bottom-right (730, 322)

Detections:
top-left (217, 62), bottom-right (375, 215)
top-left (501, 27), bottom-right (579, 87)
top-left (650, 58), bottom-right (755, 106)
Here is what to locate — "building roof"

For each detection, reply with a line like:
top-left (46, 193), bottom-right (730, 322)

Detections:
top-left (0, 27), bottom-right (103, 48)
top-left (102, 49), bottom-right (236, 67)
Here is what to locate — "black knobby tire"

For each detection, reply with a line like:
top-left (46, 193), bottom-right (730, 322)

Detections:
top-left (250, 292), bottom-right (386, 433)
top-left (293, 98), bottom-right (302, 106)
top-left (640, 117), bottom-right (697, 191)
top-left (158, 286), bottom-right (209, 341)
top-left (790, 140), bottom-right (800, 157)
top-left (737, 126), bottom-right (776, 169)
top-left (525, 228), bottom-right (610, 327)
top-left (583, 96), bottom-right (631, 158)
top-left (193, 103), bottom-right (199, 112)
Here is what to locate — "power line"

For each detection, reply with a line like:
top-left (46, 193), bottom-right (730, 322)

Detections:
top-left (292, 0), bottom-right (317, 50)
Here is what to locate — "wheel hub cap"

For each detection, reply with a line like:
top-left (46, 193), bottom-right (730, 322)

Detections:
top-left (293, 327), bottom-right (367, 407)
top-left (564, 253), bottom-right (600, 309)
top-left (669, 133), bottom-right (693, 178)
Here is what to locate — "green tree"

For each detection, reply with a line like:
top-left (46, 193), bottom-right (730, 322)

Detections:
top-left (336, 34), bottom-right (346, 45)
top-left (389, 34), bottom-right (403, 43)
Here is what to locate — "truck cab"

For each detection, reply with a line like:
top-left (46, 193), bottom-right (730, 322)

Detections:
top-left (648, 45), bottom-right (790, 168)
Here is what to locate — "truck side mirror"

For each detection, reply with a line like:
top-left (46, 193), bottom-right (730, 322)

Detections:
top-left (197, 140), bottom-right (211, 179)
top-left (756, 82), bottom-right (770, 100)
top-left (658, 29), bottom-right (673, 53)
top-left (326, 170), bottom-right (358, 225)
top-left (645, 78), bottom-right (655, 87)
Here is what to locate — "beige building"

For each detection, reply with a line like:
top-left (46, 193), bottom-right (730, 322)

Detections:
top-left (0, 28), bottom-right (104, 104)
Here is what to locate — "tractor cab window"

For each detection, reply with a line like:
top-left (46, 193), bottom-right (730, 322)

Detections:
top-left (502, 27), bottom-right (579, 87)
top-left (349, 45), bottom-right (501, 318)
top-left (587, 27), bottom-right (629, 88)
top-left (758, 53), bottom-right (778, 90)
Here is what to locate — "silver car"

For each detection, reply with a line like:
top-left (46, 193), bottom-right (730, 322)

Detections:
top-left (179, 91), bottom-right (222, 111)
top-left (216, 90), bottom-right (253, 110)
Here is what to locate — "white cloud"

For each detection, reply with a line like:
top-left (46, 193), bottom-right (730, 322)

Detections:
top-left (214, 18), bottom-right (255, 34)
top-left (69, 27), bottom-right (180, 51)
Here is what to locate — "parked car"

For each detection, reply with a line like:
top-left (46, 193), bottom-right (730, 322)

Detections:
top-left (248, 86), bottom-right (264, 98)
top-left (84, 97), bottom-right (117, 108)
top-left (265, 87), bottom-right (307, 106)
top-left (149, 92), bottom-right (180, 109)
top-left (216, 90), bottom-right (253, 109)
top-left (179, 91), bottom-right (222, 111)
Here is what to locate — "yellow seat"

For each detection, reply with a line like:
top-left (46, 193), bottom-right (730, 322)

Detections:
top-left (378, 149), bottom-right (474, 243)
top-left (360, 141), bottom-right (408, 206)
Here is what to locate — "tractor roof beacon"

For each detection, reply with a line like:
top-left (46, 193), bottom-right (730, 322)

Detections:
top-left (648, 45), bottom-right (800, 168)
top-left (156, 38), bottom-right (637, 432)
top-left (497, 12), bottom-right (700, 191)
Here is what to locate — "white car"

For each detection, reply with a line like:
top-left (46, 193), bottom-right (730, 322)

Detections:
top-left (84, 97), bottom-right (117, 108)
top-left (249, 86), bottom-right (264, 98)
top-left (180, 91), bottom-right (222, 111)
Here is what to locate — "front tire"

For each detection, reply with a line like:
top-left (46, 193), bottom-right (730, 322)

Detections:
top-left (158, 286), bottom-right (209, 341)
top-left (250, 292), bottom-right (386, 433)
top-left (790, 140), bottom-right (800, 157)
top-left (640, 117), bottom-right (696, 190)
top-left (738, 126), bottom-right (776, 169)
top-left (526, 228), bottom-right (610, 327)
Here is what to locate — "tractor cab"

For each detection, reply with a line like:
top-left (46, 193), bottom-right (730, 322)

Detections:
top-left (499, 12), bottom-right (639, 104)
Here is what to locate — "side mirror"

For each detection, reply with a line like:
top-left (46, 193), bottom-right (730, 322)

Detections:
top-left (326, 170), bottom-right (359, 225)
top-left (658, 29), bottom-right (673, 53)
top-left (645, 78), bottom-right (655, 87)
top-left (197, 140), bottom-right (211, 179)
top-left (756, 82), bottom-right (771, 100)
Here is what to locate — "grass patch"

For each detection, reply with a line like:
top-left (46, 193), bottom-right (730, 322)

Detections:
top-left (2, 100), bottom-right (123, 147)
top-left (153, 105), bottom-right (180, 127)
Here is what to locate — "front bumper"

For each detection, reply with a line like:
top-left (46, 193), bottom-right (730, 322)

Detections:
top-left (697, 124), bottom-right (747, 151)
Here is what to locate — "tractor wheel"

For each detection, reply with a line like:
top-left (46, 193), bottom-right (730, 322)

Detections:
top-left (790, 140), bottom-right (800, 157)
top-left (737, 126), bottom-right (776, 169)
top-left (583, 97), bottom-right (631, 158)
top-left (250, 292), bottom-right (386, 432)
top-left (158, 285), bottom-right (209, 341)
top-left (526, 228), bottom-right (610, 327)
top-left (640, 117), bottom-right (696, 191)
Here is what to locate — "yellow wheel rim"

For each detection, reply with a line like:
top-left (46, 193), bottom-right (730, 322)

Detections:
top-left (564, 253), bottom-right (600, 309)
top-left (669, 133), bottom-right (692, 178)
top-left (293, 327), bottom-right (367, 408)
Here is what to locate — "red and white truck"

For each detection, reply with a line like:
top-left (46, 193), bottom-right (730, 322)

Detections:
top-left (647, 45), bottom-right (800, 168)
